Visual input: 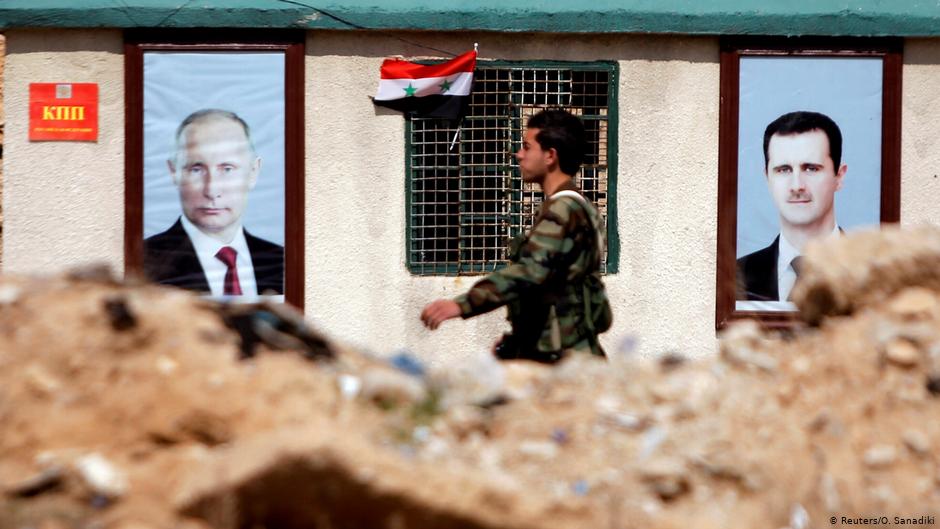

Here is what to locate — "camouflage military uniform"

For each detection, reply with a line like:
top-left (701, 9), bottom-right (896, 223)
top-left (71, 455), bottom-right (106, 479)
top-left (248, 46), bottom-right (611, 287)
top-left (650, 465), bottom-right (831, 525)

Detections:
top-left (454, 181), bottom-right (611, 362)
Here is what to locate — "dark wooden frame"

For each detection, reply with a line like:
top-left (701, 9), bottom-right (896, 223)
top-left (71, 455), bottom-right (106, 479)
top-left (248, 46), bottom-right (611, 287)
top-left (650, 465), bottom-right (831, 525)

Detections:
top-left (124, 30), bottom-right (305, 310)
top-left (716, 37), bottom-right (902, 330)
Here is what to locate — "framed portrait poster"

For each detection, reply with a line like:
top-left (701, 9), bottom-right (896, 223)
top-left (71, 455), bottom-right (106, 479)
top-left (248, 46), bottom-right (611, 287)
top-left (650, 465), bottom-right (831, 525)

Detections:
top-left (716, 38), bottom-right (901, 329)
top-left (125, 31), bottom-right (305, 309)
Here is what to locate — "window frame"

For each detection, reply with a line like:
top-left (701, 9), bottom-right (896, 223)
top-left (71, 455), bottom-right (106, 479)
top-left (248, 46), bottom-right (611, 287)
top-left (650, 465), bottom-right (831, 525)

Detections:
top-left (404, 59), bottom-right (619, 276)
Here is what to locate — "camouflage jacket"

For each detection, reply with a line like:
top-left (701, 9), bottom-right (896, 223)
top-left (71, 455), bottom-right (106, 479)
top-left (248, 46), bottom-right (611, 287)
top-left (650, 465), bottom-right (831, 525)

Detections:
top-left (454, 180), bottom-right (611, 357)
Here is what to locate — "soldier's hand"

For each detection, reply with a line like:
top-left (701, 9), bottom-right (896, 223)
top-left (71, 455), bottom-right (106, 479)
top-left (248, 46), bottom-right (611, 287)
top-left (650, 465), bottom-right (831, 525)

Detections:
top-left (421, 300), bottom-right (461, 330)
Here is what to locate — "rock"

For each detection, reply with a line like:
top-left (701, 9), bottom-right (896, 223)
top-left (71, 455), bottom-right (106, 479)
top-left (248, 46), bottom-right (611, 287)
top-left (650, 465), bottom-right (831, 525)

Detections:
top-left (658, 353), bottom-right (686, 371)
top-left (420, 436), bottom-right (451, 460)
top-left (650, 381), bottom-right (684, 403)
top-left (789, 503), bottom-right (809, 529)
top-left (0, 284), bottom-right (22, 306)
top-left (75, 453), bottom-right (128, 499)
top-left (776, 383), bottom-right (798, 406)
top-left (104, 295), bottom-right (137, 331)
top-left (501, 361), bottom-right (551, 401)
top-left (887, 288), bottom-right (939, 320)
top-left (442, 405), bottom-right (488, 439)
top-left (206, 373), bottom-right (225, 389)
top-left (819, 473), bottom-right (841, 512)
top-left (359, 368), bottom-right (427, 407)
top-left (638, 426), bottom-right (668, 459)
top-left (868, 484), bottom-right (897, 504)
top-left (719, 319), bottom-right (763, 346)
top-left (4, 465), bottom-right (64, 497)
top-left (430, 354), bottom-right (506, 408)
top-left (927, 374), bottom-right (940, 396)
top-left (599, 411), bottom-right (651, 432)
top-left (807, 409), bottom-right (832, 433)
top-left (902, 429), bottom-right (930, 456)
top-left (155, 355), bottom-right (179, 375)
top-left (595, 395), bottom-right (652, 431)
top-left (639, 458), bottom-right (690, 500)
top-left (693, 452), bottom-right (764, 492)
top-left (719, 321), bottom-right (778, 372)
top-left (24, 364), bottom-right (62, 397)
top-left (863, 445), bottom-right (897, 468)
top-left (175, 410), bottom-right (233, 446)
top-left (790, 356), bottom-right (812, 374)
top-left (337, 374), bottom-right (362, 400)
top-left (883, 339), bottom-right (921, 368)
top-left (517, 441), bottom-right (560, 460)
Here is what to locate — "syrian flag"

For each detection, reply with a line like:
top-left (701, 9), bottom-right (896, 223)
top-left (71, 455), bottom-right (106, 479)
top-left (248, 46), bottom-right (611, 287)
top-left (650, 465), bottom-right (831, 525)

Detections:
top-left (373, 50), bottom-right (476, 120)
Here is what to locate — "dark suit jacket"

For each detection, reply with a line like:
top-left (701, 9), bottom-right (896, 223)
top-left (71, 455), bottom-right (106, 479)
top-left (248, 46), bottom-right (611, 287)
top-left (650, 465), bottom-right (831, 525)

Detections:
top-left (144, 218), bottom-right (284, 295)
top-left (736, 236), bottom-right (779, 301)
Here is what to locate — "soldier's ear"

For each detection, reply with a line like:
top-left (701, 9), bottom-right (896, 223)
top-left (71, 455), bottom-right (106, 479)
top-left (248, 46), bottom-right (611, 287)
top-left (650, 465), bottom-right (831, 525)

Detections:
top-left (547, 147), bottom-right (559, 166)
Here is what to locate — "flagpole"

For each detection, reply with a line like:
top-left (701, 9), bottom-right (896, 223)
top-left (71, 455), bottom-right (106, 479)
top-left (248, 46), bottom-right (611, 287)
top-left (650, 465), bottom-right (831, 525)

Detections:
top-left (449, 123), bottom-right (461, 151)
top-left (448, 45), bottom-right (476, 151)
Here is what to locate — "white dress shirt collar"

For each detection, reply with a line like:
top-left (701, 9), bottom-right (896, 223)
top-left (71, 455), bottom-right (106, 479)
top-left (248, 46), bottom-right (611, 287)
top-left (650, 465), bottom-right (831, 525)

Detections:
top-left (777, 224), bottom-right (840, 300)
top-left (179, 215), bottom-right (258, 297)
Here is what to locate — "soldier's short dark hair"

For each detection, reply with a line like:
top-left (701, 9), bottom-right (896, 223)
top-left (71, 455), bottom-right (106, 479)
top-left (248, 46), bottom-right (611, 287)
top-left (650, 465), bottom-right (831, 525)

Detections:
top-left (763, 111), bottom-right (842, 170)
top-left (174, 108), bottom-right (257, 155)
top-left (526, 109), bottom-right (586, 177)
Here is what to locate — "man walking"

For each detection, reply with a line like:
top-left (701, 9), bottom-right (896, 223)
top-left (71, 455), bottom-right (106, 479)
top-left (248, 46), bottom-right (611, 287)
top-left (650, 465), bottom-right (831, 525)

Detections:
top-left (421, 109), bottom-right (611, 362)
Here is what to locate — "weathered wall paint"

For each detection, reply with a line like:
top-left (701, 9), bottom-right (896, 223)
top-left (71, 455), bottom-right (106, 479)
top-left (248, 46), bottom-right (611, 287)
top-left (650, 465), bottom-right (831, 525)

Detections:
top-left (3, 30), bottom-right (125, 276)
top-left (4, 1), bottom-right (940, 36)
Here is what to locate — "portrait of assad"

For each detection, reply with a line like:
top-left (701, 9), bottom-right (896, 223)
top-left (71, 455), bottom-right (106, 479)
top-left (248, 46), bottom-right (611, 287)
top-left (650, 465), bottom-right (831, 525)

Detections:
top-left (731, 52), bottom-right (885, 312)
top-left (736, 111), bottom-right (845, 301)
top-left (144, 109), bottom-right (284, 296)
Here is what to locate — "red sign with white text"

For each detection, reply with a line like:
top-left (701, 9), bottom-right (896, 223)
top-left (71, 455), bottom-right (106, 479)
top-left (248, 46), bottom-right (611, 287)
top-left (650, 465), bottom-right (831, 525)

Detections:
top-left (29, 83), bottom-right (99, 141)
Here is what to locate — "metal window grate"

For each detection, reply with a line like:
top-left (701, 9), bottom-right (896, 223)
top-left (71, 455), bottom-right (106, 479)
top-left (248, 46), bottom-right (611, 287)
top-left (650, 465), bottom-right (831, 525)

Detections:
top-left (408, 64), bottom-right (613, 275)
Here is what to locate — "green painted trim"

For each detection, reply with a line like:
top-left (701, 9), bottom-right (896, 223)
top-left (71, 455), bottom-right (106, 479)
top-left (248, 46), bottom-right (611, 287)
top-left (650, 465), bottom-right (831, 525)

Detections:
top-left (4, 0), bottom-right (940, 36)
top-left (604, 62), bottom-right (620, 274)
top-left (404, 116), bottom-right (415, 273)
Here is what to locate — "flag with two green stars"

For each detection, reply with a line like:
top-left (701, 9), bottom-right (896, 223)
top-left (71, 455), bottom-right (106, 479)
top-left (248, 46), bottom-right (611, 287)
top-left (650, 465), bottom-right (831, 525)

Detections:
top-left (373, 50), bottom-right (476, 119)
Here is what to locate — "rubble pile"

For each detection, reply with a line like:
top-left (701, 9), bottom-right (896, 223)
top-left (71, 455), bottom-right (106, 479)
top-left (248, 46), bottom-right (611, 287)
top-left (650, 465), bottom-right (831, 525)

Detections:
top-left (2, 228), bottom-right (940, 529)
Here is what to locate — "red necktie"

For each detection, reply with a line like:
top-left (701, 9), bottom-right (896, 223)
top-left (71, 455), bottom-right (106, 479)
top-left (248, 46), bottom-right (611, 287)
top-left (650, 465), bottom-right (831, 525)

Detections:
top-left (215, 246), bottom-right (243, 295)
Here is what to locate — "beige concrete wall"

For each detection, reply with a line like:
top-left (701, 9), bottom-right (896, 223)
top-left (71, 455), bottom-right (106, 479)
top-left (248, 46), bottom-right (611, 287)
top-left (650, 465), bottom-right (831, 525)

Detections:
top-left (307, 32), bottom-right (721, 364)
top-left (0, 29), bottom-right (724, 363)
top-left (902, 40), bottom-right (940, 227)
top-left (1, 33), bottom-right (6, 267)
top-left (3, 30), bottom-right (125, 274)
top-left (16, 31), bottom-right (940, 363)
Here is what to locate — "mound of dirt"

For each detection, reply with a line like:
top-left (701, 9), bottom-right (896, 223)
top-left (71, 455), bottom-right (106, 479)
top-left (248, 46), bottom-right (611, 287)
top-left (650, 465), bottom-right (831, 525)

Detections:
top-left (2, 228), bottom-right (940, 529)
